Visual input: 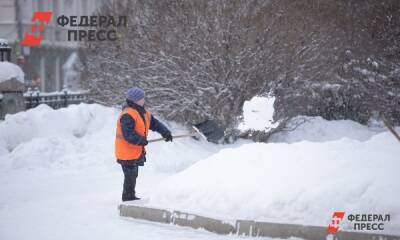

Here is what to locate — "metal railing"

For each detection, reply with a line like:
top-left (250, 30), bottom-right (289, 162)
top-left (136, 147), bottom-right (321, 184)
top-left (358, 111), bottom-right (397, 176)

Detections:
top-left (24, 88), bottom-right (90, 109)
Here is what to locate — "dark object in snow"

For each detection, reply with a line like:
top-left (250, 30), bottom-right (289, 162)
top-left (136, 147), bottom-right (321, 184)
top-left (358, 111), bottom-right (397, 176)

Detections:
top-left (194, 120), bottom-right (225, 144)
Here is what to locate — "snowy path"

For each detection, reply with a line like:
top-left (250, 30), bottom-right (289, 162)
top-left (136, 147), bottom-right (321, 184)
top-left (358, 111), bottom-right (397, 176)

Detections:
top-left (0, 166), bottom-right (278, 240)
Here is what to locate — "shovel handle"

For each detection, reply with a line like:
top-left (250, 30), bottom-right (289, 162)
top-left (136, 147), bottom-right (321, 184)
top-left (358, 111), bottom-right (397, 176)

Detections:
top-left (148, 133), bottom-right (197, 143)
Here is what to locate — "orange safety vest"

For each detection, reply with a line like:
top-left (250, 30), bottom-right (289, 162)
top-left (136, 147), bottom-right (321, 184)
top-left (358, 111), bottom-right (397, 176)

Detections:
top-left (115, 107), bottom-right (151, 160)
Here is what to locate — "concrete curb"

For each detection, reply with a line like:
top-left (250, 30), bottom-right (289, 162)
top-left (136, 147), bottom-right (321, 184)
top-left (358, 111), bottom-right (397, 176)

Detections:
top-left (119, 203), bottom-right (400, 240)
top-left (119, 204), bottom-right (171, 223)
top-left (172, 210), bottom-right (236, 235)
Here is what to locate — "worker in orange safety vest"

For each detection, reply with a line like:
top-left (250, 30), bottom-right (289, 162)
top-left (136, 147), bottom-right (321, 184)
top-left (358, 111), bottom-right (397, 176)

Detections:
top-left (115, 87), bottom-right (173, 201)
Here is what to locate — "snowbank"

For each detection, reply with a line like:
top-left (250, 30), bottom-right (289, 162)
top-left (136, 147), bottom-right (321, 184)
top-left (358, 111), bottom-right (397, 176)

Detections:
top-left (270, 116), bottom-right (384, 143)
top-left (238, 95), bottom-right (383, 143)
top-left (0, 62), bottom-right (24, 83)
top-left (0, 104), bottom-right (221, 172)
top-left (0, 103), bottom-right (238, 240)
top-left (148, 132), bottom-right (400, 233)
top-left (1, 102), bottom-right (398, 237)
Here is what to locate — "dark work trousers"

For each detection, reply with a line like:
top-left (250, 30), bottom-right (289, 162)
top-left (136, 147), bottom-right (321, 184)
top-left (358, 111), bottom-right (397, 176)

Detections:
top-left (121, 165), bottom-right (139, 201)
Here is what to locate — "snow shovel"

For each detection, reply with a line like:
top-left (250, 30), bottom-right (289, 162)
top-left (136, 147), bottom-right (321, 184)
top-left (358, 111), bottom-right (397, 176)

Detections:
top-left (148, 126), bottom-right (207, 143)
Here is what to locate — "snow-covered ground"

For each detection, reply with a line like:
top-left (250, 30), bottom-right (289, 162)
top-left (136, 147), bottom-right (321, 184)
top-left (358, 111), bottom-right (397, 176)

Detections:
top-left (0, 104), bottom-right (261, 240)
top-left (1, 165), bottom-right (270, 240)
top-left (1, 101), bottom-right (399, 239)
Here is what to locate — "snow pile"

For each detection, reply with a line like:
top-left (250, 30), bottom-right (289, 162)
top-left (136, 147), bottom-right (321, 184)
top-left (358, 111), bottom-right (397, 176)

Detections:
top-left (148, 131), bottom-right (400, 233)
top-left (238, 96), bottom-right (278, 131)
top-left (0, 104), bottom-right (220, 171)
top-left (0, 104), bottom-right (117, 169)
top-left (237, 95), bottom-right (383, 143)
top-left (0, 62), bottom-right (25, 83)
top-left (0, 103), bottom-right (236, 240)
top-left (270, 116), bottom-right (384, 143)
top-left (1, 102), bottom-right (399, 237)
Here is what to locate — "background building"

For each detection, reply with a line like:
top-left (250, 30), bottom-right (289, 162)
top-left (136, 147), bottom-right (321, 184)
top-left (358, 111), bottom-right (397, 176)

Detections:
top-left (0, 0), bottom-right (108, 92)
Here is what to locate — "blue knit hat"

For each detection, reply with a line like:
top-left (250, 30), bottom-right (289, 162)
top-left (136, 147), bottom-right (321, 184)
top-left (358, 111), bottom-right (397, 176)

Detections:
top-left (126, 87), bottom-right (145, 101)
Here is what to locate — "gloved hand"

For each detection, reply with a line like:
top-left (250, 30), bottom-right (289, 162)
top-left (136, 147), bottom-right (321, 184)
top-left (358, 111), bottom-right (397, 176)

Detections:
top-left (162, 132), bottom-right (173, 142)
top-left (138, 137), bottom-right (148, 146)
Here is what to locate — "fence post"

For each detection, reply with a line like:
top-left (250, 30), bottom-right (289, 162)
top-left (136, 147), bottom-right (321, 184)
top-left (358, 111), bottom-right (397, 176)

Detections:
top-left (29, 92), bottom-right (32, 108)
top-left (63, 90), bottom-right (68, 107)
top-left (35, 91), bottom-right (40, 107)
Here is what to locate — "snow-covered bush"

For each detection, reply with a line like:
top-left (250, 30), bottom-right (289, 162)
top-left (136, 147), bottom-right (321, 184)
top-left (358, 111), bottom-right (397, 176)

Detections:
top-left (84, 0), bottom-right (400, 130)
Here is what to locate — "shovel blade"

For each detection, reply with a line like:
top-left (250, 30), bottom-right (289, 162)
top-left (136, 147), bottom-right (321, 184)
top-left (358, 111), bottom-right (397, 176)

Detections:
top-left (194, 120), bottom-right (225, 143)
